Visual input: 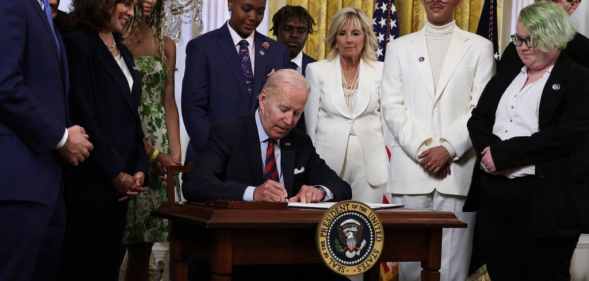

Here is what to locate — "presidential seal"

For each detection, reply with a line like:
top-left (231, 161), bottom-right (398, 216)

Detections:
top-left (317, 201), bottom-right (384, 276)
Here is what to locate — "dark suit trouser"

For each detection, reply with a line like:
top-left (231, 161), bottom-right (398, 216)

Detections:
top-left (477, 174), bottom-right (579, 281)
top-left (0, 196), bottom-right (65, 281)
top-left (60, 183), bottom-right (128, 281)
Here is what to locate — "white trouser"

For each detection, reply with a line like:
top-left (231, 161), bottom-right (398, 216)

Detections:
top-left (391, 191), bottom-right (475, 281)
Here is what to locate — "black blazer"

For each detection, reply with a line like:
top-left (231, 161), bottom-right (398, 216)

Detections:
top-left (183, 115), bottom-right (352, 202)
top-left (301, 53), bottom-right (316, 76)
top-left (63, 30), bottom-right (147, 193)
top-left (464, 54), bottom-right (589, 233)
top-left (498, 32), bottom-right (589, 72)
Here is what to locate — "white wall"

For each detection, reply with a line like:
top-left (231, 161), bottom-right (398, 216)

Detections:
top-left (570, 0), bottom-right (589, 37)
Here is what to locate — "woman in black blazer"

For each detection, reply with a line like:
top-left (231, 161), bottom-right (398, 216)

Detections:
top-left (60, 1), bottom-right (148, 280)
top-left (464, 2), bottom-right (589, 281)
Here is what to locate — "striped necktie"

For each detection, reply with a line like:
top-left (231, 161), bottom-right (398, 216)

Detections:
top-left (264, 139), bottom-right (279, 182)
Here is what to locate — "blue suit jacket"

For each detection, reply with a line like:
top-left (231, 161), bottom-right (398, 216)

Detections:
top-left (0, 0), bottom-right (69, 205)
top-left (181, 24), bottom-right (290, 153)
top-left (301, 53), bottom-right (316, 77)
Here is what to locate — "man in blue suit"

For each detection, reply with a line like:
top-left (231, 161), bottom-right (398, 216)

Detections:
top-left (0, 1), bottom-right (93, 281)
top-left (181, 0), bottom-right (290, 156)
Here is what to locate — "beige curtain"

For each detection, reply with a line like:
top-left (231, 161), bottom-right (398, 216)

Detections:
top-left (397, 0), bottom-right (495, 33)
top-left (269, 0), bottom-right (374, 60)
top-left (270, 0), bottom-right (505, 59)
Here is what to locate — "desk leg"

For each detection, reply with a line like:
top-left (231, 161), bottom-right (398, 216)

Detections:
top-left (365, 263), bottom-right (380, 281)
top-left (211, 230), bottom-right (232, 281)
top-left (169, 225), bottom-right (189, 281)
top-left (421, 230), bottom-right (442, 281)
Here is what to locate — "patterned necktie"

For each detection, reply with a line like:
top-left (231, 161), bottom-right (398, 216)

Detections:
top-left (238, 40), bottom-right (254, 95)
top-left (264, 139), bottom-right (279, 182)
top-left (41, 0), bottom-right (60, 53)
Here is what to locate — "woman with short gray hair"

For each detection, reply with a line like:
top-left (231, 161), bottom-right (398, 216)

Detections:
top-left (464, 2), bottom-right (589, 280)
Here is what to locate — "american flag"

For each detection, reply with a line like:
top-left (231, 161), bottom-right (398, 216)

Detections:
top-left (374, 5), bottom-right (401, 281)
top-left (372, 0), bottom-right (400, 62)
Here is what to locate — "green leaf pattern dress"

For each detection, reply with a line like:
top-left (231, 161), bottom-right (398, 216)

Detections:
top-left (123, 56), bottom-right (169, 244)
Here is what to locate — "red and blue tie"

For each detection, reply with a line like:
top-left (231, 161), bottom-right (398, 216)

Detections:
top-left (264, 139), bottom-right (279, 181)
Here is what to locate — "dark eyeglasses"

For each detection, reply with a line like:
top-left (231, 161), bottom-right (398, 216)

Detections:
top-left (510, 34), bottom-right (534, 48)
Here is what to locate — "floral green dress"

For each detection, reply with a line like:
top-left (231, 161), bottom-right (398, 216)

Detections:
top-left (123, 56), bottom-right (169, 244)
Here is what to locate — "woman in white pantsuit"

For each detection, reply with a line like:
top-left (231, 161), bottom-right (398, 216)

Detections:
top-left (305, 7), bottom-right (388, 203)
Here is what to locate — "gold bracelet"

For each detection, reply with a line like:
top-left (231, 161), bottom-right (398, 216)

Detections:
top-left (149, 148), bottom-right (160, 161)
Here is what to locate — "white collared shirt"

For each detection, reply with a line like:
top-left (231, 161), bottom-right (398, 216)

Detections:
top-left (114, 54), bottom-right (134, 91)
top-left (291, 51), bottom-right (303, 74)
top-left (256, 109), bottom-right (283, 185)
top-left (492, 65), bottom-right (553, 178)
top-left (227, 22), bottom-right (255, 75)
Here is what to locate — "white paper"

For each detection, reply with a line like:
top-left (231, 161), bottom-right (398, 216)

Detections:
top-left (287, 202), bottom-right (402, 210)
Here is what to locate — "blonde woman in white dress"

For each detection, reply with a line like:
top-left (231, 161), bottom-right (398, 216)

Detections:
top-left (305, 7), bottom-right (388, 203)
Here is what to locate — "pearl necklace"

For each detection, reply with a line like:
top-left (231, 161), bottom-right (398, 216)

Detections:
top-left (342, 67), bottom-right (359, 109)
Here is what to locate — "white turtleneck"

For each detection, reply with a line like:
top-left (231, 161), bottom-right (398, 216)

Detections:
top-left (425, 20), bottom-right (456, 91)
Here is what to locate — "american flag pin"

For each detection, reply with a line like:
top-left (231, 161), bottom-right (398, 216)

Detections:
top-left (552, 83), bottom-right (560, 91)
top-left (418, 57), bottom-right (425, 62)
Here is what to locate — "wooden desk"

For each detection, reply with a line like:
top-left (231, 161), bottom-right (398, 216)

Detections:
top-left (157, 203), bottom-right (466, 281)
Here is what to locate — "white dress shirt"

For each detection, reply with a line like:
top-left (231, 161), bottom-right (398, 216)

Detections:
top-left (291, 51), bottom-right (303, 74)
top-left (113, 53), bottom-right (134, 91)
top-left (227, 22), bottom-right (255, 75)
top-left (492, 66), bottom-right (552, 178)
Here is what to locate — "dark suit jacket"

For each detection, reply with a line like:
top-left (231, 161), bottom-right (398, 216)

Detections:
top-left (62, 30), bottom-right (147, 197)
top-left (498, 32), bottom-right (589, 72)
top-left (464, 54), bottom-right (589, 233)
top-left (301, 53), bottom-right (315, 76)
top-left (54, 10), bottom-right (75, 34)
top-left (0, 0), bottom-right (69, 206)
top-left (290, 52), bottom-right (315, 132)
top-left (181, 24), bottom-right (290, 153)
top-left (183, 115), bottom-right (352, 202)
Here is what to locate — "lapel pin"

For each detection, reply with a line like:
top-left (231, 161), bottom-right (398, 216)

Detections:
top-left (284, 142), bottom-right (291, 147)
top-left (418, 57), bottom-right (425, 62)
top-left (260, 41), bottom-right (270, 56)
top-left (552, 83), bottom-right (560, 91)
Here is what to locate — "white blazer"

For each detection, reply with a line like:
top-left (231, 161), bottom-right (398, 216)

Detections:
top-left (381, 26), bottom-right (495, 196)
top-left (305, 56), bottom-right (388, 187)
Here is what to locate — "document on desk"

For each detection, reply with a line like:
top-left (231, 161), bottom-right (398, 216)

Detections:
top-left (287, 202), bottom-right (402, 209)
